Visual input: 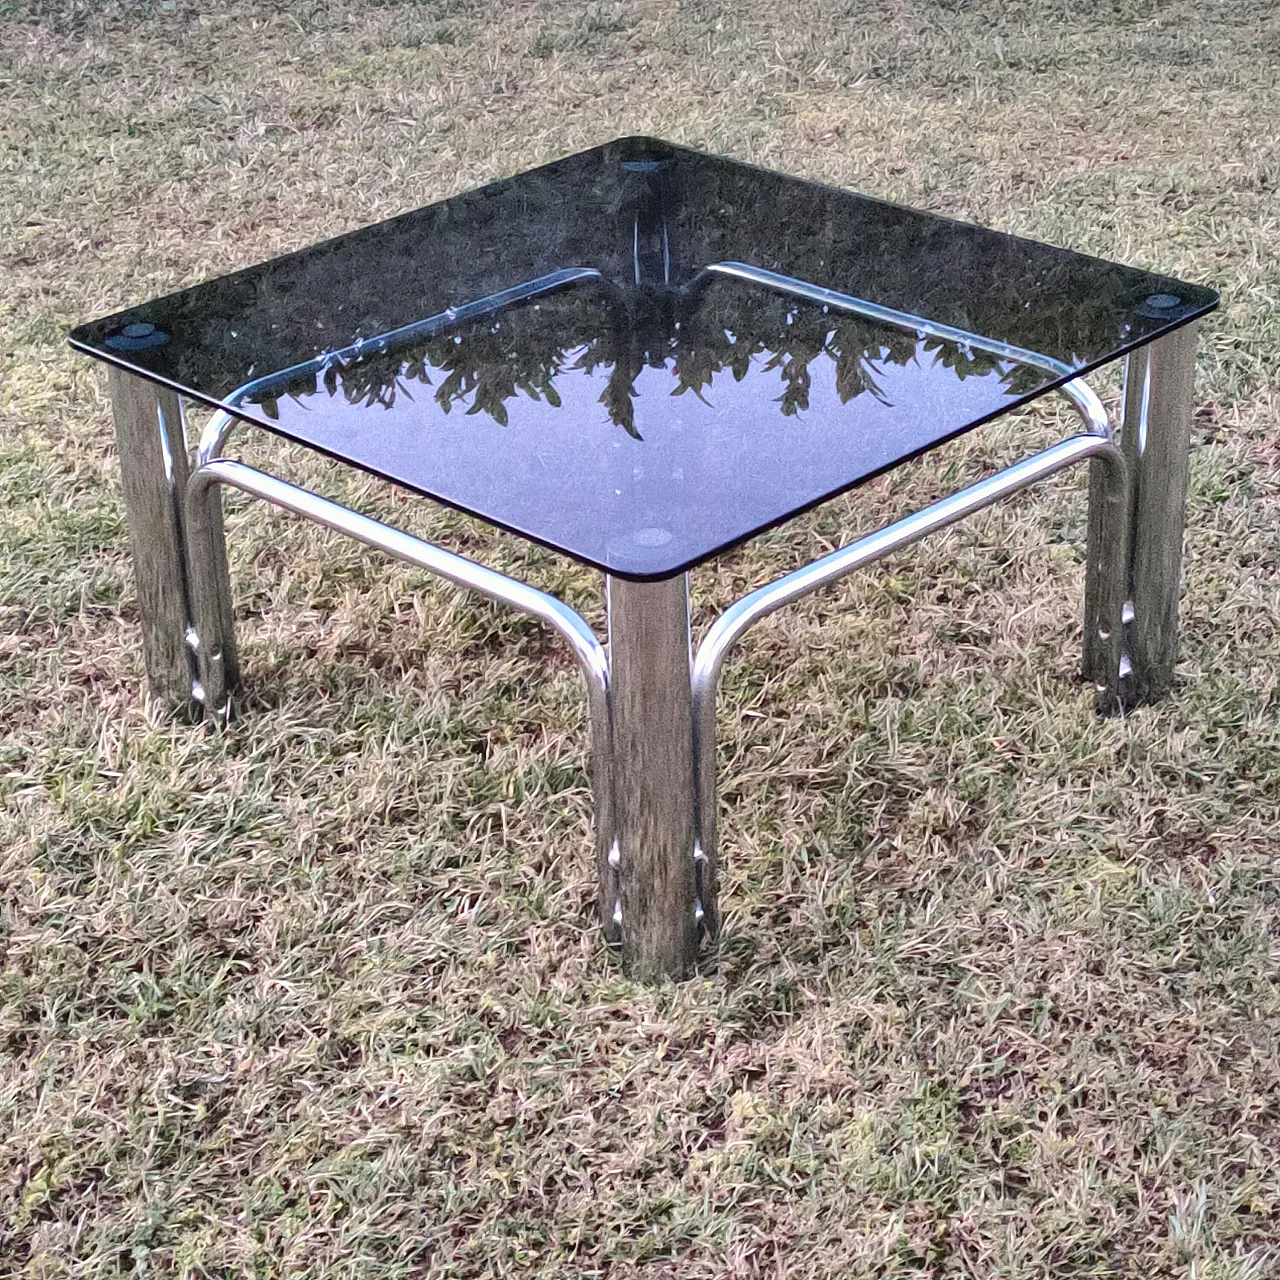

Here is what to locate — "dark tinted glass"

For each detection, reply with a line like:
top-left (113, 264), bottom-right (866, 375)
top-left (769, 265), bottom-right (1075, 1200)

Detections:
top-left (70, 137), bottom-right (1218, 578)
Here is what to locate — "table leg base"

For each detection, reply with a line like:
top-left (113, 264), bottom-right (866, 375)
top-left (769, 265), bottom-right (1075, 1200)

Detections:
top-left (1085, 324), bottom-right (1200, 711)
top-left (604, 574), bottom-right (703, 981)
top-left (109, 369), bottom-right (237, 719)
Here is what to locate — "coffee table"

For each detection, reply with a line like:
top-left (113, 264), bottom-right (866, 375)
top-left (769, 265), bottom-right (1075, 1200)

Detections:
top-left (70, 137), bottom-right (1217, 980)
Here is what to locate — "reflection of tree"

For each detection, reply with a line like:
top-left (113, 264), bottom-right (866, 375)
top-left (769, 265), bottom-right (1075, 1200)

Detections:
top-left (670, 284), bottom-right (925, 417)
top-left (252, 277), bottom-right (1050, 436)
top-left (256, 290), bottom-right (616, 429)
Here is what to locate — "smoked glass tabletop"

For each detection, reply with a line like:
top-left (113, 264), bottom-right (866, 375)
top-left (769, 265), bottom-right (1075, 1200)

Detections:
top-left (70, 137), bottom-right (1218, 580)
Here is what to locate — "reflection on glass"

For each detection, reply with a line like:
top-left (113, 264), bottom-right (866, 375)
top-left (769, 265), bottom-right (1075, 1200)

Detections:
top-left (230, 279), bottom-right (1057, 575)
top-left (247, 281), bottom-right (1052, 438)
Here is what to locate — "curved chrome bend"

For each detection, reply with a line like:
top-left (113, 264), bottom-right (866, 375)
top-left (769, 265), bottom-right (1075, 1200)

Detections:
top-left (692, 432), bottom-right (1120, 704)
top-left (198, 409), bottom-right (240, 467)
top-left (690, 375), bottom-right (1123, 896)
top-left (694, 262), bottom-right (1078, 382)
top-left (185, 458), bottom-right (610, 720)
top-left (1055, 375), bottom-right (1111, 440)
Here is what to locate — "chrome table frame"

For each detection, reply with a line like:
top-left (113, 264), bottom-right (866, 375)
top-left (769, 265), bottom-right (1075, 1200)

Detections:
top-left (105, 276), bottom-right (1201, 980)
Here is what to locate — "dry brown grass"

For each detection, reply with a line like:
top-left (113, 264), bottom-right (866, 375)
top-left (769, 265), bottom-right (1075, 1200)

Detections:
top-left (2, 0), bottom-right (1279, 1275)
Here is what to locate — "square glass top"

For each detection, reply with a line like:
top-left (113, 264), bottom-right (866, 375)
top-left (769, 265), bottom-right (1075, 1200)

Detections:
top-left (70, 137), bottom-right (1217, 580)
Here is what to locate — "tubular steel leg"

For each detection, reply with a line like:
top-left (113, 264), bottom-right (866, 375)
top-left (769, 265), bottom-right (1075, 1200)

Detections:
top-left (1082, 446), bottom-right (1132, 714)
top-left (107, 369), bottom-right (206, 715)
top-left (1085, 324), bottom-right (1199, 708)
top-left (694, 429), bottom-right (1126, 905)
top-left (185, 469), bottom-right (240, 723)
top-left (1127, 324), bottom-right (1200, 704)
top-left (592, 730), bottom-right (621, 945)
top-left (606, 573), bottom-right (700, 981)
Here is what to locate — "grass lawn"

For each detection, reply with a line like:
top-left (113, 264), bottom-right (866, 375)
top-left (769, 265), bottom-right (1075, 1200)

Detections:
top-left (2, 0), bottom-right (1278, 1275)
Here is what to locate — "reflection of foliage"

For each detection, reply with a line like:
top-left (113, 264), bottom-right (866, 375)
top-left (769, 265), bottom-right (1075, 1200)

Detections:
top-left (253, 277), bottom-right (1052, 434)
top-left (671, 285), bottom-right (923, 417)
top-left (258, 292), bottom-right (607, 428)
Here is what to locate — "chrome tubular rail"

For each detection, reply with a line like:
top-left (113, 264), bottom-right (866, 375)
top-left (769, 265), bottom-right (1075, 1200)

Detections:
top-left (184, 457), bottom-right (619, 949)
top-left (196, 266), bottom-right (612, 467)
top-left (197, 409), bottom-right (239, 467)
top-left (185, 458), bottom-right (610, 720)
top-left (186, 353), bottom-right (1122, 966)
top-left (221, 268), bottom-right (606, 412)
top-left (196, 263), bottom-right (1108, 481)
top-left (692, 262), bottom-right (1077, 380)
top-left (1055, 374), bottom-right (1109, 438)
top-left (691, 419), bottom-right (1127, 903)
